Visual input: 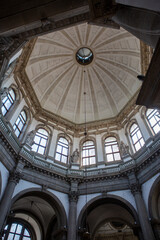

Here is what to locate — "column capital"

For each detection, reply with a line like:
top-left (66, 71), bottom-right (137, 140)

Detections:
top-left (69, 191), bottom-right (79, 203)
top-left (130, 182), bottom-right (142, 195)
top-left (9, 170), bottom-right (23, 184)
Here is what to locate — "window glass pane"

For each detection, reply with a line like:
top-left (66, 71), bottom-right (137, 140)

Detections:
top-left (15, 129), bottom-right (20, 137)
top-left (14, 235), bottom-right (20, 240)
top-left (23, 237), bottom-right (30, 240)
top-left (154, 125), bottom-right (160, 134)
top-left (38, 129), bottom-right (48, 136)
top-left (62, 147), bottom-right (68, 155)
top-left (18, 121), bottom-right (23, 130)
top-left (140, 138), bottom-right (145, 147)
top-left (32, 144), bottom-right (38, 152)
top-left (114, 153), bottom-right (121, 161)
top-left (83, 158), bottom-right (89, 166)
top-left (5, 99), bottom-right (12, 109)
top-left (89, 149), bottom-right (95, 156)
top-left (90, 157), bottom-right (96, 164)
top-left (132, 134), bottom-right (138, 144)
top-left (55, 153), bottom-right (61, 161)
top-left (40, 138), bottom-right (47, 147)
top-left (16, 225), bottom-right (22, 234)
top-left (105, 137), bottom-right (116, 142)
top-left (34, 135), bottom-right (40, 144)
top-left (61, 155), bottom-right (67, 163)
top-left (135, 142), bottom-right (141, 151)
top-left (105, 145), bottom-right (112, 153)
top-left (38, 146), bottom-right (45, 155)
top-left (107, 154), bottom-right (113, 162)
top-left (1, 106), bottom-right (7, 115)
top-left (57, 145), bottom-right (62, 153)
top-left (8, 233), bottom-right (14, 240)
top-left (9, 89), bottom-right (15, 100)
top-left (4, 225), bottom-right (8, 230)
top-left (24, 229), bottom-right (30, 236)
top-left (112, 144), bottom-right (118, 152)
top-left (10, 223), bottom-right (17, 233)
top-left (137, 130), bottom-right (142, 139)
top-left (59, 137), bottom-right (68, 144)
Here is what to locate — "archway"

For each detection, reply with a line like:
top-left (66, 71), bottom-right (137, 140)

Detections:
top-left (148, 175), bottom-right (160, 239)
top-left (5, 188), bottom-right (68, 240)
top-left (78, 194), bottom-right (140, 240)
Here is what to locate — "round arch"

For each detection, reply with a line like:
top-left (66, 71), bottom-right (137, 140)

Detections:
top-left (77, 194), bottom-right (139, 239)
top-left (148, 175), bottom-right (160, 220)
top-left (11, 188), bottom-right (67, 227)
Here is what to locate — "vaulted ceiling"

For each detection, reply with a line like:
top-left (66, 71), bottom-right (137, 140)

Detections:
top-left (25, 23), bottom-right (141, 124)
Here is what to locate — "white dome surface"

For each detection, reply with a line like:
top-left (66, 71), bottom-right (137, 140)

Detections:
top-left (25, 23), bottom-right (141, 124)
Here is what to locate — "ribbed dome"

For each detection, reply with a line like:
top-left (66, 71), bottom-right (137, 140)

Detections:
top-left (25, 23), bottom-right (141, 124)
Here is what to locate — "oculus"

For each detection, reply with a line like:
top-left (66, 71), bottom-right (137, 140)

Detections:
top-left (76, 47), bottom-right (93, 65)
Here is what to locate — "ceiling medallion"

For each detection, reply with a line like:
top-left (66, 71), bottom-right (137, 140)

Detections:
top-left (76, 47), bottom-right (93, 65)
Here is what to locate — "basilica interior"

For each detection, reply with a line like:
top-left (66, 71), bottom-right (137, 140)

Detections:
top-left (0, 1), bottom-right (160, 240)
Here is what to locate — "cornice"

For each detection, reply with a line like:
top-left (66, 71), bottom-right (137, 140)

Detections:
top-left (0, 122), bottom-right (160, 188)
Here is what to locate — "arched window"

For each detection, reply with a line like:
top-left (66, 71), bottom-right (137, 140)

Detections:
top-left (13, 110), bottom-right (27, 137)
top-left (32, 128), bottom-right (48, 155)
top-left (146, 109), bottom-right (160, 135)
top-left (105, 136), bottom-right (121, 162)
top-left (130, 123), bottom-right (145, 152)
top-left (3, 222), bottom-right (31, 240)
top-left (82, 140), bottom-right (96, 166)
top-left (55, 137), bottom-right (69, 164)
top-left (1, 88), bottom-right (15, 116)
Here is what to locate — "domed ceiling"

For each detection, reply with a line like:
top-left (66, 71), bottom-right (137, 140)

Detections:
top-left (25, 23), bottom-right (141, 124)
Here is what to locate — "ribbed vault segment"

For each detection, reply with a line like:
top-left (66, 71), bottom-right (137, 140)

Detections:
top-left (25, 23), bottom-right (141, 124)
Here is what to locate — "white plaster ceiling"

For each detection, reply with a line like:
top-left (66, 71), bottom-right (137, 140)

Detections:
top-left (25, 23), bottom-right (141, 124)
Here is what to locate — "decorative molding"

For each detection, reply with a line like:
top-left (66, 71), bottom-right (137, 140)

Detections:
top-left (130, 182), bottom-right (142, 195)
top-left (9, 170), bottom-right (22, 184)
top-left (140, 41), bottom-right (153, 75)
top-left (69, 190), bottom-right (79, 202)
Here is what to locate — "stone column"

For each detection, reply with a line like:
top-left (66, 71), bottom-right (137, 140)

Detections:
top-left (67, 190), bottom-right (79, 240)
top-left (0, 170), bottom-right (21, 234)
top-left (130, 182), bottom-right (155, 240)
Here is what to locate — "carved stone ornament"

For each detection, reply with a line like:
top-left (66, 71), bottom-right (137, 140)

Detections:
top-left (0, 88), bottom-right (8, 98)
top-left (69, 191), bottom-right (79, 202)
top-left (70, 149), bottom-right (80, 164)
top-left (25, 130), bottom-right (36, 146)
top-left (119, 141), bottom-right (129, 157)
top-left (130, 183), bottom-right (142, 195)
top-left (9, 170), bottom-right (22, 184)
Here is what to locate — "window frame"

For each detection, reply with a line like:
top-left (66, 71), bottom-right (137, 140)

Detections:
top-left (104, 136), bottom-right (122, 163)
top-left (129, 122), bottom-right (145, 152)
top-left (13, 109), bottom-right (27, 138)
top-left (146, 108), bottom-right (160, 135)
top-left (80, 137), bottom-right (97, 167)
top-left (2, 218), bottom-right (36, 240)
top-left (54, 134), bottom-right (72, 165)
top-left (31, 128), bottom-right (49, 156)
top-left (55, 137), bottom-right (69, 164)
top-left (1, 88), bottom-right (16, 116)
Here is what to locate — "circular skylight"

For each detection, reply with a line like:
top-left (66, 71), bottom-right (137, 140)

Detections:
top-left (76, 47), bottom-right (93, 65)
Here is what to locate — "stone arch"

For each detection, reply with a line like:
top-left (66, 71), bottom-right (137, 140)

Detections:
top-left (148, 175), bottom-right (160, 239)
top-left (10, 188), bottom-right (67, 240)
top-left (78, 194), bottom-right (139, 239)
top-left (148, 175), bottom-right (160, 219)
